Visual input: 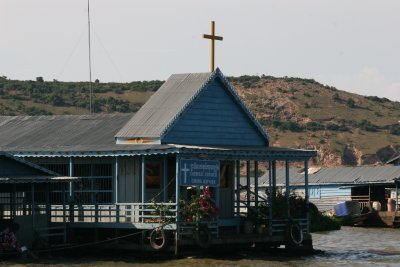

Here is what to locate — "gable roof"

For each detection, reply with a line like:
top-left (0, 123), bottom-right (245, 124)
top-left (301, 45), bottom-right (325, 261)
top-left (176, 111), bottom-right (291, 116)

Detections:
top-left (115, 68), bottom-right (269, 144)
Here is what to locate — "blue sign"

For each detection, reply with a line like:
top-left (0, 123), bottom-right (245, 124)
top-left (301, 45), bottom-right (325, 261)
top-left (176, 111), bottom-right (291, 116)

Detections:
top-left (179, 159), bottom-right (220, 187)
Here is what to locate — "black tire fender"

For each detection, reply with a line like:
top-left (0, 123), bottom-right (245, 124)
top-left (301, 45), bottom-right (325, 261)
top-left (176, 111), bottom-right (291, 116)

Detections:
top-left (193, 224), bottom-right (212, 249)
top-left (149, 228), bottom-right (168, 251)
top-left (286, 221), bottom-right (303, 246)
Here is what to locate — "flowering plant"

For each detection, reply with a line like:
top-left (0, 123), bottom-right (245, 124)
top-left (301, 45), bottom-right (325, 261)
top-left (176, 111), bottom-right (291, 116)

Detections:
top-left (180, 186), bottom-right (219, 222)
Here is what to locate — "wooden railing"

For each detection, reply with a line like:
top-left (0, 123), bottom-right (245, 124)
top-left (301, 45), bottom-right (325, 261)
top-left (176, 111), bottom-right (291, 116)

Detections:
top-left (47, 202), bottom-right (177, 225)
top-left (351, 195), bottom-right (370, 211)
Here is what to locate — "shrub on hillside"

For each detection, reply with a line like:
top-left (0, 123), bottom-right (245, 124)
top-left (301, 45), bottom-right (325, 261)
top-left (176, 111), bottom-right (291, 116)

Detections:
top-left (306, 121), bottom-right (324, 131)
top-left (389, 124), bottom-right (400, 135)
top-left (346, 98), bottom-right (356, 108)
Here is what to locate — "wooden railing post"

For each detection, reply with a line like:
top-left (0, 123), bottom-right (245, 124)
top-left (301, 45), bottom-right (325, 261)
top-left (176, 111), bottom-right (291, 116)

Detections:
top-left (69, 203), bottom-right (74, 223)
top-left (116, 204), bottom-right (120, 223)
top-left (95, 203), bottom-right (99, 223)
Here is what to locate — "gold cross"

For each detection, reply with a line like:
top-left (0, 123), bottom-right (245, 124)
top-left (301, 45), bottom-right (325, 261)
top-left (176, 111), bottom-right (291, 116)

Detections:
top-left (203, 21), bottom-right (223, 72)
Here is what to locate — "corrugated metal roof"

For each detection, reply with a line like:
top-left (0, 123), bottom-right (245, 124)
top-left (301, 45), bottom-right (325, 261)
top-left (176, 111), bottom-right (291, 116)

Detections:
top-left (1, 152), bottom-right (61, 176)
top-left (0, 152), bottom-right (75, 183)
top-left (0, 113), bottom-right (314, 159)
top-left (116, 72), bottom-right (213, 138)
top-left (115, 69), bottom-right (269, 144)
top-left (0, 114), bottom-right (133, 152)
top-left (259, 165), bottom-right (400, 186)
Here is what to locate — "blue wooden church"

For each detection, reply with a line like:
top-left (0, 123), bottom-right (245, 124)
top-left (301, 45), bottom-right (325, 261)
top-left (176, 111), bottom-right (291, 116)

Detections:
top-left (0, 68), bottom-right (316, 254)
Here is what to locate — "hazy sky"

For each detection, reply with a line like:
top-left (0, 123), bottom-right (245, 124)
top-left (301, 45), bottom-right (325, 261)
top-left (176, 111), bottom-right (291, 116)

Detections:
top-left (1, 0), bottom-right (399, 101)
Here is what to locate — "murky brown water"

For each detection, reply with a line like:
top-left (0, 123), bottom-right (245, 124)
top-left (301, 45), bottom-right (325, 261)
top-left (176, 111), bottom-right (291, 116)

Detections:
top-left (2, 227), bottom-right (400, 267)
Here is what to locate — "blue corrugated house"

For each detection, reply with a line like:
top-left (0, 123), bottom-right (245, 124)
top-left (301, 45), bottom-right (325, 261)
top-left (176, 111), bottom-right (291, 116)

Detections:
top-left (0, 69), bottom-right (316, 253)
top-left (258, 165), bottom-right (400, 212)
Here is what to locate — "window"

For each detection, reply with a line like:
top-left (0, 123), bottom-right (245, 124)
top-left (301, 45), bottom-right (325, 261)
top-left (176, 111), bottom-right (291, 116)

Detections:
top-left (74, 164), bottom-right (113, 204)
top-left (146, 160), bottom-right (162, 189)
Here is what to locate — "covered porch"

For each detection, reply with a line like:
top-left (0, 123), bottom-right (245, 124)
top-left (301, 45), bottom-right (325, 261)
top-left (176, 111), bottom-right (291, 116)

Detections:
top-left (36, 145), bottom-right (316, 251)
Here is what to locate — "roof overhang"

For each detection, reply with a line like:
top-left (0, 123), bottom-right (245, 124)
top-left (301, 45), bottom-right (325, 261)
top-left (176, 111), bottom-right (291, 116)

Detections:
top-left (0, 176), bottom-right (78, 184)
top-left (7, 144), bottom-right (317, 161)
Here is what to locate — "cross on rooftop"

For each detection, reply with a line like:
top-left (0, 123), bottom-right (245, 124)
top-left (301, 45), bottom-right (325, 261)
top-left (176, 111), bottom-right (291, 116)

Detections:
top-left (203, 21), bottom-right (223, 72)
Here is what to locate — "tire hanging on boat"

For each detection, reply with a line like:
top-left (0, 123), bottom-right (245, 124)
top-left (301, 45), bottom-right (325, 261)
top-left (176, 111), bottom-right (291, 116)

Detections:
top-left (193, 224), bottom-right (212, 249)
top-left (149, 228), bottom-right (168, 251)
top-left (286, 220), bottom-right (303, 246)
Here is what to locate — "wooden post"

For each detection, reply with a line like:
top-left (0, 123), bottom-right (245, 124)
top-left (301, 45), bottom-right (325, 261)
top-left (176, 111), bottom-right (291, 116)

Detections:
top-left (254, 161), bottom-right (259, 210)
top-left (268, 160), bottom-right (273, 236)
top-left (236, 160), bottom-right (241, 233)
top-left (285, 160), bottom-right (290, 218)
top-left (396, 180), bottom-right (399, 212)
top-left (94, 200), bottom-right (99, 223)
top-left (62, 186), bottom-right (67, 243)
top-left (163, 156), bottom-right (168, 202)
top-left (141, 156), bottom-right (146, 223)
top-left (246, 161), bottom-right (251, 208)
top-left (45, 183), bottom-right (51, 224)
top-left (272, 160), bottom-right (277, 199)
top-left (175, 156), bottom-right (180, 256)
top-left (11, 184), bottom-right (16, 219)
top-left (31, 183), bottom-right (35, 229)
top-left (115, 156), bottom-right (119, 203)
top-left (69, 157), bottom-right (73, 199)
top-left (68, 157), bottom-right (74, 223)
top-left (304, 159), bottom-right (310, 234)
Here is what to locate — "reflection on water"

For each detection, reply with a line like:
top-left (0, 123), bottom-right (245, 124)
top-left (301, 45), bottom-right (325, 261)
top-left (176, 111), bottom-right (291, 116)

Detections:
top-left (2, 227), bottom-right (400, 267)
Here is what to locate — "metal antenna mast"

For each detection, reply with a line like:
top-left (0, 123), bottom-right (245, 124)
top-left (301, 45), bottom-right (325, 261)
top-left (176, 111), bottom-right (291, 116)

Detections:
top-left (87, 0), bottom-right (93, 114)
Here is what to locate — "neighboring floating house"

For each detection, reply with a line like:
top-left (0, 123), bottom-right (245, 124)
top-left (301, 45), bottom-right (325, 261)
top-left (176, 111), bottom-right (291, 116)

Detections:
top-left (0, 151), bottom-right (75, 246)
top-left (258, 165), bottom-right (400, 213)
top-left (0, 69), bottom-right (316, 254)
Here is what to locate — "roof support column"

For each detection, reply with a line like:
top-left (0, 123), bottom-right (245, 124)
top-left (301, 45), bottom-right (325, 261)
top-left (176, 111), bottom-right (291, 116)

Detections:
top-left (272, 160), bottom-right (276, 200)
top-left (45, 183), bottom-right (51, 224)
top-left (163, 155), bottom-right (168, 202)
top-left (31, 183), bottom-right (35, 229)
top-left (285, 160), bottom-right (290, 218)
top-left (11, 184), bottom-right (16, 220)
top-left (304, 159), bottom-right (309, 233)
top-left (69, 157), bottom-right (73, 199)
top-left (175, 155), bottom-right (180, 256)
top-left (396, 181), bottom-right (399, 212)
top-left (141, 156), bottom-right (146, 223)
top-left (254, 161), bottom-right (259, 210)
top-left (235, 160), bottom-right (241, 233)
top-left (268, 160), bottom-right (273, 236)
top-left (246, 161), bottom-right (251, 208)
top-left (114, 156), bottom-right (119, 203)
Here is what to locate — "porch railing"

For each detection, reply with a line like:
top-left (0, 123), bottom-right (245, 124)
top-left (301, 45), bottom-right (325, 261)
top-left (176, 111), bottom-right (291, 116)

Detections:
top-left (43, 202), bottom-right (177, 225)
top-left (351, 195), bottom-right (370, 211)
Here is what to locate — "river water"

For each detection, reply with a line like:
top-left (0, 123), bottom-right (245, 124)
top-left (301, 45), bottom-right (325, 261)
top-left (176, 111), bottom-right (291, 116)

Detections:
top-left (2, 227), bottom-right (400, 267)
